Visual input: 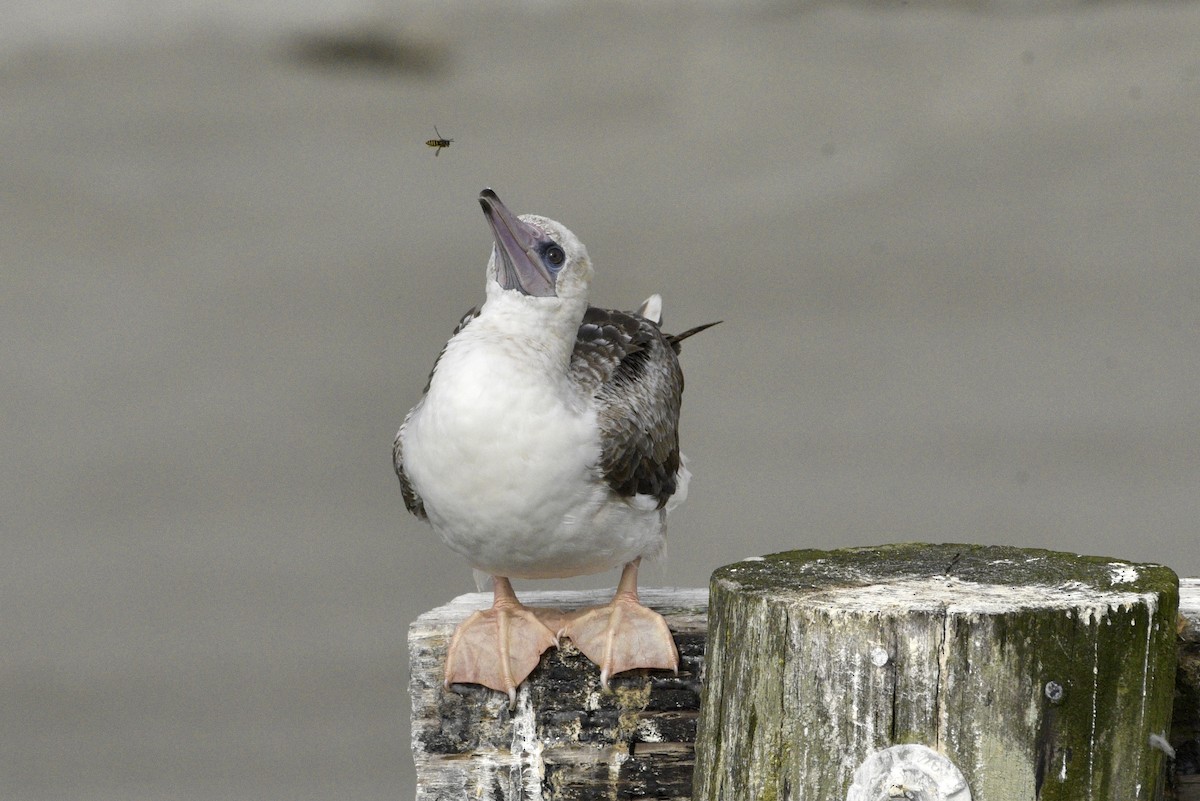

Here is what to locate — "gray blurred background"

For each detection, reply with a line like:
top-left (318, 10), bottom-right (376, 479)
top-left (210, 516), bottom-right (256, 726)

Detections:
top-left (3, 0), bottom-right (1199, 798)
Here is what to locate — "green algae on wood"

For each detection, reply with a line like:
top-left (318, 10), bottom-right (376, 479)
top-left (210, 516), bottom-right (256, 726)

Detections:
top-left (694, 543), bottom-right (1179, 801)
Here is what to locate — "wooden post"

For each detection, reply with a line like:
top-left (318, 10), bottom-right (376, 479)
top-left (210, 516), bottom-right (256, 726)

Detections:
top-left (693, 544), bottom-right (1179, 801)
top-left (409, 587), bottom-right (707, 801)
top-left (1178, 579), bottom-right (1200, 801)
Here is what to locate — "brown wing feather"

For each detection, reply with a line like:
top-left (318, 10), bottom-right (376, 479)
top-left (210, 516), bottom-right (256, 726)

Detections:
top-left (570, 306), bottom-right (714, 508)
top-left (392, 423), bottom-right (425, 519)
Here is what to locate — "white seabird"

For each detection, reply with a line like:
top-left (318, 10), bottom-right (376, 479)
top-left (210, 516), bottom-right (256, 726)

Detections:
top-left (394, 189), bottom-right (716, 704)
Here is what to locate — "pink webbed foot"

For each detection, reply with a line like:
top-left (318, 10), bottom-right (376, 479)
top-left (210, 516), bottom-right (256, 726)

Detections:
top-left (560, 559), bottom-right (679, 687)
top-left (444, 577), bottom-right (562, 707)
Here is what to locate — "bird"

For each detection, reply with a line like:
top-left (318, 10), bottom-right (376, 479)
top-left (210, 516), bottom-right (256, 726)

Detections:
top-left (394, 188), bottom-right (717, 705)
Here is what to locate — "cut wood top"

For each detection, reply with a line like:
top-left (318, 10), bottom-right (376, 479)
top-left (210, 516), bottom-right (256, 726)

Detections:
top-left (712, 542), bottom-right (1179, 616)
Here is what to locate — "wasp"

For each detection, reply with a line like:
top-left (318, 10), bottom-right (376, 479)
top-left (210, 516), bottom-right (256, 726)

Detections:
top-left (425, 126), bottom-right (453, 156)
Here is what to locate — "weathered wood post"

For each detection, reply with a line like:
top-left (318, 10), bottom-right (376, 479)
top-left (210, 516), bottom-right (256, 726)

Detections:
top-left (409, 587), bottom-right (708, 801)
top-left (694, 543), bottom-right (1178, 801)
top-left (1179, 580), bottom-right (1200, 800)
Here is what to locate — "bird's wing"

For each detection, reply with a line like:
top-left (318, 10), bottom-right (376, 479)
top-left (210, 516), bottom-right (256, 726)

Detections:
top-left (393, 307), bottom-right (480, 519)
top-left (570, 305), bottom-right (688, 509)
top-left (392, 420), bottom-right (426, 519)
top-left (420, 307), bottom-right (479, 394)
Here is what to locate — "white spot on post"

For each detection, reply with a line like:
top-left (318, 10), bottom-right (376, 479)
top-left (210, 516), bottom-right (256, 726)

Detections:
top-left (636, 718), bottom-right (665, 743)
top-left (847, 744), bottom-right (971, 801)
top-left (1108, 563), bottom-right (1139, 584)
top-left (1148, 733), bottom-right (1175, 758)
top-left (510, 688), bottom-right (545, 800)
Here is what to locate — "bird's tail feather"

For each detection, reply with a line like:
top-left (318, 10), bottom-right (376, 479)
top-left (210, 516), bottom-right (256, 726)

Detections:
top-left (670, 320), bottom-right (722, 346)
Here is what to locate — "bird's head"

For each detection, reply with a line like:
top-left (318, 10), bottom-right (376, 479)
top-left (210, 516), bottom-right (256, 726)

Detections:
top-left (479, 189), bottom-right (593, 310)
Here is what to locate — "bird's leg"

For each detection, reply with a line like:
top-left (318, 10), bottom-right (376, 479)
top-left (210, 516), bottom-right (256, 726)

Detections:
top-left (560, 558), bottom-right (679, 688)
top-left (443, 576), bottom-right (561, 707)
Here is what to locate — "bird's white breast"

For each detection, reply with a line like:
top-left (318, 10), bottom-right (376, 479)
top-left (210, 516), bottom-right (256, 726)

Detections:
top-left (401, 324), bottom-right (666, 579)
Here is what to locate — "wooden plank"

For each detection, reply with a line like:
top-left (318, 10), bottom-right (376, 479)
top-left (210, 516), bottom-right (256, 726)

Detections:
top-left (410, 573), bottom-right (1200, 799)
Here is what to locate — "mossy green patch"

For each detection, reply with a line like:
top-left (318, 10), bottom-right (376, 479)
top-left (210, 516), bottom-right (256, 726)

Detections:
top-left (712, 542), bottom-right (1178, 599)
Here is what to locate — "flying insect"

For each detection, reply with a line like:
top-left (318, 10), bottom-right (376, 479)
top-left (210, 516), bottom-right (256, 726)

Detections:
top-left (425, 126), bottom-right (453, 156)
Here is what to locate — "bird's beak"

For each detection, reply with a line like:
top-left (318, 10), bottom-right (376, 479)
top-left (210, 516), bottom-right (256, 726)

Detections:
top-left (479, 188), bottom-right (557, 297)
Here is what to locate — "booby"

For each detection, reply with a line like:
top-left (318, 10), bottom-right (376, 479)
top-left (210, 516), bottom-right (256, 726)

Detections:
top-left (394, 189), bottom-right (716, 704)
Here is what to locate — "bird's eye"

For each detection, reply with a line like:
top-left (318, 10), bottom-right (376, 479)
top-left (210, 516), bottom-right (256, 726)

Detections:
top-left (545, 245), bottom-right (566, 268)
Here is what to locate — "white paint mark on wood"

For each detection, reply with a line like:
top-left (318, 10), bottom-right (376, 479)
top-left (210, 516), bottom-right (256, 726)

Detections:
top-left (636, 717), bottom-right (665, 742)
top-left (1148, 733), bottom-right (1175, 758)
top-left (1089, 635), bottom-right (1099, 798)
top-left (846, 744), bottom-right (971, 801)
top-left (511, 688), bottom-right (544, 800)
top-left (1138, 602), bottom-right (1154, 761)
top-left (1109, 563), bottom-right (1140, 584)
